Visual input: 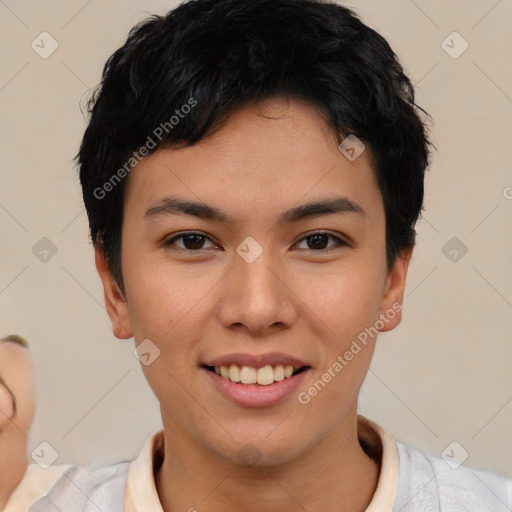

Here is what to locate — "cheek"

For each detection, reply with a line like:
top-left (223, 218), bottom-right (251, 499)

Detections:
top-left (300, 260), bottom-right (384, 337)
top-left (297, 257), bottom-right (385, 403)
top-left (124, 256), bottom-right (202, 340)
top-left (295, 268), bottom-right (381, 419)
top-left (0, 386), bottom-right (14, 423)
top-left (124, 256), bottom-right (221, 382)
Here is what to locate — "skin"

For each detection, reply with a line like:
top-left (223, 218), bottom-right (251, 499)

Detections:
top-left (95, 96), bottom-right (413, 512)
top-left (0, 342), bottom-right (35, 510)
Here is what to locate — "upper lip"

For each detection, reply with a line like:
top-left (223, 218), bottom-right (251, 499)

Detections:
top-left (202, 352), bottom-right (310, 369)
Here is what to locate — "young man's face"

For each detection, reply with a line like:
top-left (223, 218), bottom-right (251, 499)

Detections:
top-left (96, 97), bottom-right (411, 465)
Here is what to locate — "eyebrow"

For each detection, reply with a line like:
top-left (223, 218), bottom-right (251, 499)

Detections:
top-left (144, 195), bottom-right (365, 225)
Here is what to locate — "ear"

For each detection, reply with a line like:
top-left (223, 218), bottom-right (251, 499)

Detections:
top-left (378, 245), bottom-right (414, 332)
top-left (94, 243), bottom-right (133, 340)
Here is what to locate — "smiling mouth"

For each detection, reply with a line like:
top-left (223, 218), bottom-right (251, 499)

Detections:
top-left (202, 364), bottom-right (310, 386)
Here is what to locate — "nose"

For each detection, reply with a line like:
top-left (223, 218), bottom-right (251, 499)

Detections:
top-left (216, 243), bottom-right (298, 336)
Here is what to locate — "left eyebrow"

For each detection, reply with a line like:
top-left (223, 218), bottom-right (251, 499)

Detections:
top-left (144, 195), bottom-right (366, 225)
top-left (278, 196), bottom-right (366, 224)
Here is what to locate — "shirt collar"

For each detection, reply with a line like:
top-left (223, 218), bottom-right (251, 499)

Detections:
top-left (124, 414), bottom-right (399, 512)
top-left (124, 429), bottom-right (165, 512)
top-left (4, 464), bottom-right (71, 512)
top-left (361, 416), bottom-right (399, 511)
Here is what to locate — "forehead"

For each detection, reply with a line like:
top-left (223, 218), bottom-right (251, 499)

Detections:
top-left (123, 97), bottom-right (382, 224)
top-left (0, 343), bottom-right (32, 375)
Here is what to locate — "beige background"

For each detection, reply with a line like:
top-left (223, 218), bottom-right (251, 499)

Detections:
top-left (1, 0), bottom-right (511, 477)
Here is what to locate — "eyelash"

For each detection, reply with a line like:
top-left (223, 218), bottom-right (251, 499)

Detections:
top-left (163, 230), bottom-right (349, 253)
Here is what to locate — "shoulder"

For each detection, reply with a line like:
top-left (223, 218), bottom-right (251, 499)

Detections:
top-left (28, 461), bottom-right (131, 512)
top-left (393, 440), bottom-right (512, 512)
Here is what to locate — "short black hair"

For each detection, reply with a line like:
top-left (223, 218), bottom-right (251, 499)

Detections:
top-left (77, 0), bottom-right (434, 296)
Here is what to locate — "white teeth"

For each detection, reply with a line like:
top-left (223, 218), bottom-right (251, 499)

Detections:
top-left (256, 365), bottom-right (274, 386)
top-left (213, 364), bottom-right (301, 385)
top-left (273, 364), bottom-right (285, 381)
top-left (240, 366), bottom-right (257, 384)
top-left (228, 365), bottom-right (241, 382)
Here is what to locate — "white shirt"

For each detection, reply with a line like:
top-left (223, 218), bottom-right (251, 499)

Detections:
top-left (7, 415), bottom-right (512, 511)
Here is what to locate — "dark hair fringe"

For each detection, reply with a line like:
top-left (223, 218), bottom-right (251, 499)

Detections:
top-left (76, 0), bottom-right (435, 292)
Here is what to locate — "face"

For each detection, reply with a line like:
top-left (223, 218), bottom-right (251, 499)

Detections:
top-left (96, 97), bottom-right (412, 465)
top-left (0, 342), bottom-right (35, 437)
top-left (0, 375), bottom-right (15, 425)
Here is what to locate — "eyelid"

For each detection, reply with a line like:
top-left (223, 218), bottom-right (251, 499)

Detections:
top-left (164, 231), bottom-right (219, 250)
top-left (293, 230), bottom-right (350, 250)
top-left (164, 230), bottom-right (350, 251)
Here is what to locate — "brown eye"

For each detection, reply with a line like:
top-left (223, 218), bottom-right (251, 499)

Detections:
top-left (165, 232), bottom-right (217, 251)
top-left (296, 231), bottom-right (347, 251)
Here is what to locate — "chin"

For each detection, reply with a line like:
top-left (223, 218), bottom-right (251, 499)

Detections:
top-left (210, 430), bottom-right (309, 469)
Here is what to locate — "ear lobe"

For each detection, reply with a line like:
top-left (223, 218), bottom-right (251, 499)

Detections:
top-left (379, 245), bottom-right (414, 333)
top-left (94, 244), bottom-right (133, 340)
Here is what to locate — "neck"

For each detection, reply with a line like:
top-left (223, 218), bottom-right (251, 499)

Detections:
top-left (155, 414), bottom-right (380, 512)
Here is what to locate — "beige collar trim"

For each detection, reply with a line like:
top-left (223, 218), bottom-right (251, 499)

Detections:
top-left (124, 415), bottom-right (399, 512)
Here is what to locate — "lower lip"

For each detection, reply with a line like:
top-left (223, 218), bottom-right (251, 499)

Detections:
top-left (202, 367), bottom-right (310, 407)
